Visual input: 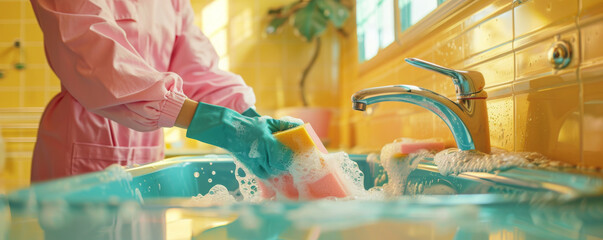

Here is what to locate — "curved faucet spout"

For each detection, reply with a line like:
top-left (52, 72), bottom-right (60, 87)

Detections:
top-left (352, 85), bottom-right (491, 153)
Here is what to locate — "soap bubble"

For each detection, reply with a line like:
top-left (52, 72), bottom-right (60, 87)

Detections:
top-left (191, 185), bottom-right (236, 205)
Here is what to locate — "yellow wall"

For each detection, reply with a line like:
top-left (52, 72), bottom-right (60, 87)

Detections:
top-left (0, 0), bottom-right (60, 191)
top-left (340, 0), bottom-right (603, 168)
top-left (190, 0), bottom-right (341, 111)
top-left (170, 0), bottom-right (343, 152)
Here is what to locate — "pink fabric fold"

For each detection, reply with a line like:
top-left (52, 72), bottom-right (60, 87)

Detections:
top-left (30, 0), bottom-right (256, 182)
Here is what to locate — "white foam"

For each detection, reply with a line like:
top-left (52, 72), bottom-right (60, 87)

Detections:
top-left (323, 151), bottom-right (373, 199)
top-left (233, 161), bottom-right (263, 202)
top-left (377, 141), bottom-right (432, 197)
top-left (191, 185), bottom-right (236, 205)
top-left (288, 149), bottom-right (329, 184)
top-left (248, 140), bottom-right (260, 158)
top-left (226, 147), bottom-right (381, 201)
top-left (433, 148), bottom-right (557, 176)
top-left (193, 139), bottom-right (560, 204)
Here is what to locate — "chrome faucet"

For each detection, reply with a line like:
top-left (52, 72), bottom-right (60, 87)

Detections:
top-left (351, 58), bottom-right (491, 153)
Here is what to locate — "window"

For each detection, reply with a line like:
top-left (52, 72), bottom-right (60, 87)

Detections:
top-left (356, 0), bottom-right (447, 62)
top-left (399, 0), bottom-right (446, 32)
top-left (356, 0), bottom-right (395, 62)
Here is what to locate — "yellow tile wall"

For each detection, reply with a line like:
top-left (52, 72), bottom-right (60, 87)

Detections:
top-left (339, 0), bottom-right (603, 168)
top-left (187, 0), bottom-right (343, 148)
top-left (191, 0), bottom-right (340, 111)
top-left (0, 0), bottom-right (58, 191)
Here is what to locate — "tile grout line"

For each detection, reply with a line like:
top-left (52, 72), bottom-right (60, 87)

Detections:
top-left (576, 0), bottom-right (584, 167)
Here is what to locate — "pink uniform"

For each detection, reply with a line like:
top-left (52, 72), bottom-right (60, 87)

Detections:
top-left (30, 0), bottom-right (255, 182)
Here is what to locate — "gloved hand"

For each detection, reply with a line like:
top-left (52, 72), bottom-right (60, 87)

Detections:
top-left (242, 107), bottom-right (261, 117)
top-left (186, 102), bottom-right (302, 179)
top-left (242, 108), bottom-right (303, 130)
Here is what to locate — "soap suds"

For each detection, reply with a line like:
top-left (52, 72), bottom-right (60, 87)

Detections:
top-left (234, 162), bottom-right (263, 202)
top-left (288, 148), bottom-right (329, 184)
top-left (248, 140), bottom-right (260, 158)
top-left (324, 151), bottom-right (373, 199)
top-left (191, 185), bottom-right (236, 205)
top-left (433, 148), bottom-right (562, 176)
top-left (192, 139), bottom-right (562, 203)
top-left (377, 140), bottom-right (433, 196)
top-left (226, 147), bottom-right (381, 201)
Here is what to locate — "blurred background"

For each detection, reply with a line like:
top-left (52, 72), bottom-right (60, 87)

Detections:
top-left (1, 0), bottom-right (602, 192)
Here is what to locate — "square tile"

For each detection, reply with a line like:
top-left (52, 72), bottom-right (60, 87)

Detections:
top-left (487, 96), bottom-right (514, 151)
top-left (582, 80), bottom-right (603, 167)
top-left (24, 89), bottom-right (46, 107)
top-left (24, 45), bottom-right (47, 65)
top-left (24, 22), bottom-right (43, 42)
top-left (514, 0), bottom-right (578, 38)
top-left (24, 67), bottom-right (45, 87)
top-left (515, 84), bottom-right (581, 165)
top-left (0, 68), bottom-right (22, 87)
top-left (0, 90), bottom-right (21, 107)
top-left (0, 23), bottom-right (21, 43)
top-left (0, 1), bottom-right (22, 20)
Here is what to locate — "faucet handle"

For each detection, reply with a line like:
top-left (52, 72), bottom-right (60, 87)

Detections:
top-left (405, 58), bottom-right (485, 98)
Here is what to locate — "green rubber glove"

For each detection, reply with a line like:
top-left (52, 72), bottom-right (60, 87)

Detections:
top-left (186, 102), bottom-right (301, 179)
top-left (242, 108), bottom-right (261, 117)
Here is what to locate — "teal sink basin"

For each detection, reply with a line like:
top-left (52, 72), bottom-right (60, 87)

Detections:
top-left (3, 154), bottom-right (603, 240)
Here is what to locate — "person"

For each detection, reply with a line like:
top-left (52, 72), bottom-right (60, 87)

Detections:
top-left (29, 0), bottom-right (300, 182)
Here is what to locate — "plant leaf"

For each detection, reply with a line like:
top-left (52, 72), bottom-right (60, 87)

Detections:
top-left (266, 17), bottom-right (288, 34)
top-left (316, 0), bottom-right (349, 28)
top-left (293, 1), bottom-right (328, 41)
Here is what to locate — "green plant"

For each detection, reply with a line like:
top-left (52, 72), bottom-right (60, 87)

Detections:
top-left (266, 0), bottom-right (350, 107)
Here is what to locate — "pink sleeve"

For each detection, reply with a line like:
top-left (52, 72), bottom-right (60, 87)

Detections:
top-left (168, 0), bottom-right (256, 114)
top-left (31, 0), bottom-right (186, 131)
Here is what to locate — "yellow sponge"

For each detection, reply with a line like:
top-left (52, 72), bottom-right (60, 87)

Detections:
top-left (273, 124), bottom-right (318, 153)
top-left (262, 123), bottom-right (347, 200)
